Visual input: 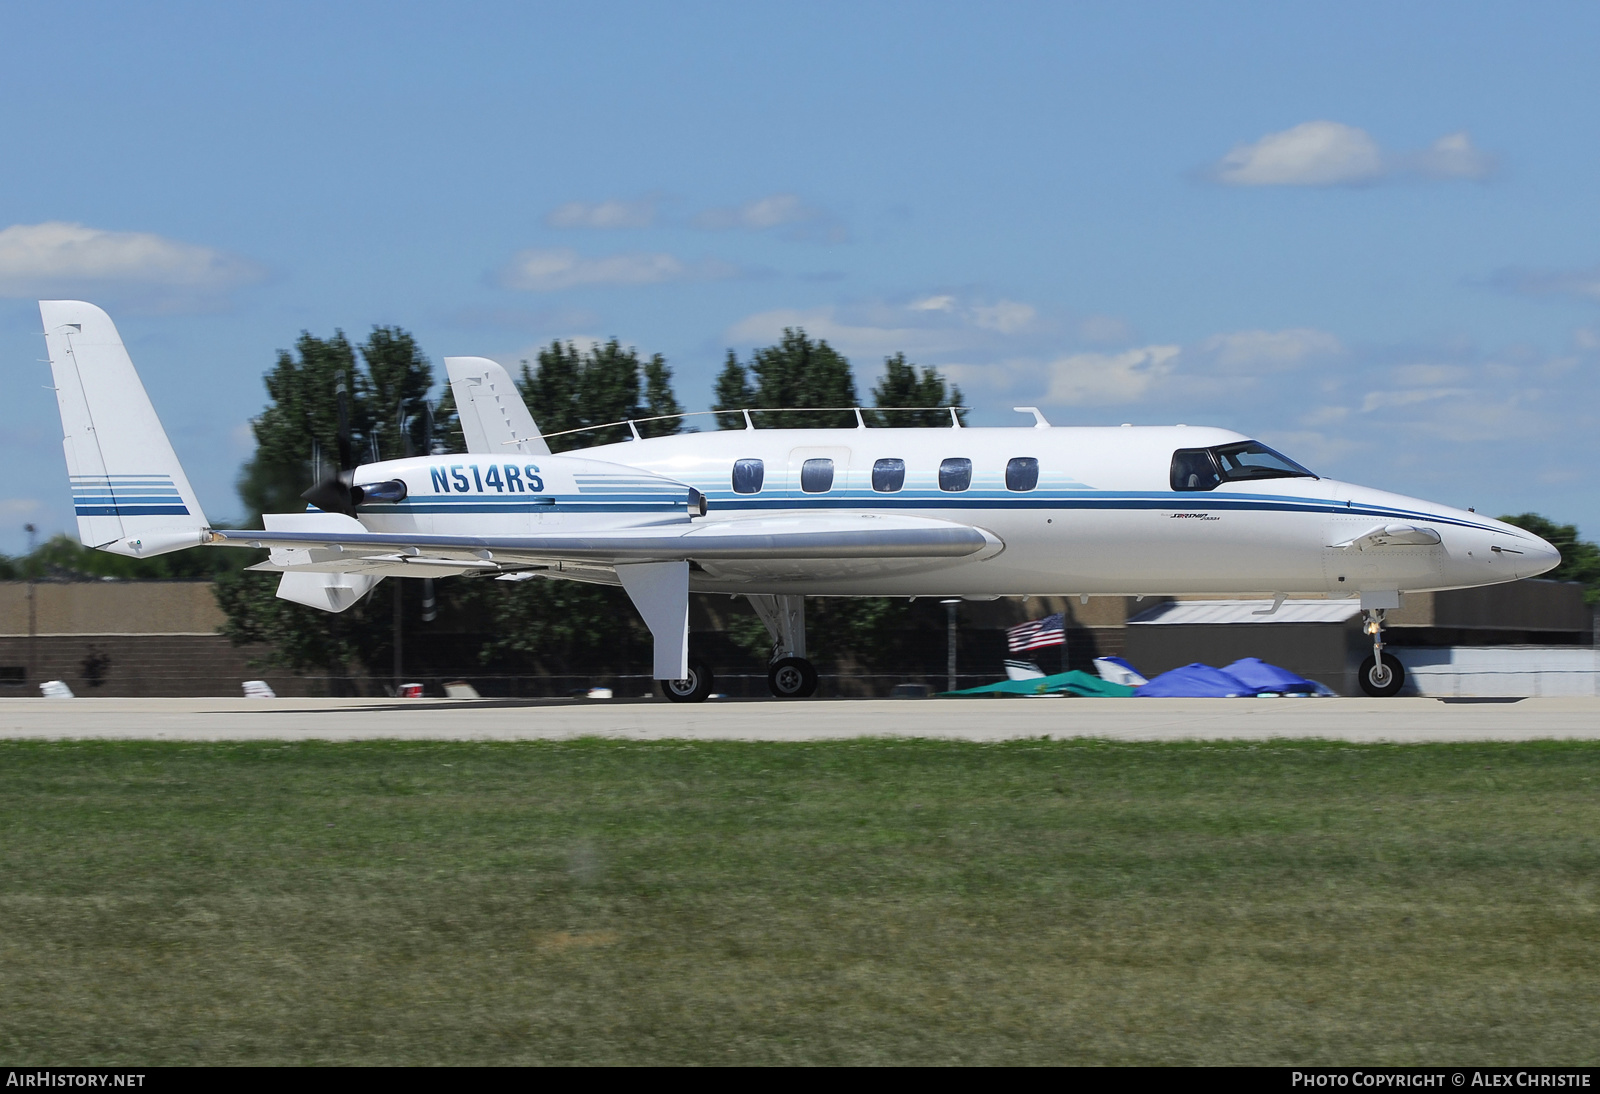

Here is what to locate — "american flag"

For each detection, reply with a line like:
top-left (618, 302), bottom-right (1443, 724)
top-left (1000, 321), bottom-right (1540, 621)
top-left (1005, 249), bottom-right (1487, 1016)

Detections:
top-left (1006, 613), bottom-right (1065, 652)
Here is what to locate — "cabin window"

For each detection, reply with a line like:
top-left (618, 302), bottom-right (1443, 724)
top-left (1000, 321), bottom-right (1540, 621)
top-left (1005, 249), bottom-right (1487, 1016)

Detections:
top-left (1005, 457), bottom-right (1039, 492)
top-left (939, 457), bottom-right (972, 492)
top-left (800, 458), bottom-right (834, 493)
top-left (1170, 449), bottom-right (1222, 491)
top-left (872, 458), bottom-right (905, 493)
top-left (732, 458), bottom-right (764, 494)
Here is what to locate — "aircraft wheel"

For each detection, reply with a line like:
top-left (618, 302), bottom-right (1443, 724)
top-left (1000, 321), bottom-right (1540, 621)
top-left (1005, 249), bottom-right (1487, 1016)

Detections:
top-left (1358, 653), bottom-right (1405, 697)
top-left (767, 657), bottom-right (818, 698)
top-left (661, 660), bottom-right (714, 703)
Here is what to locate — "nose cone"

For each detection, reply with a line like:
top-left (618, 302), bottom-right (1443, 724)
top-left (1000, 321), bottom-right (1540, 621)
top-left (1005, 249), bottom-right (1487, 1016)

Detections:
top-left (1515, 533), bottom-right (1562, 579)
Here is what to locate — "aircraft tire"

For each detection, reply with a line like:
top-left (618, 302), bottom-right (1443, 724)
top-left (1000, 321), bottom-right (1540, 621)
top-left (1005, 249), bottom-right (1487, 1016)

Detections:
top-left (768, 657), bottom-right (819, 698)
top-left (1357, 653), bottom-right (1406, 697)
top-left (661, 660), bottom-right (714, 703)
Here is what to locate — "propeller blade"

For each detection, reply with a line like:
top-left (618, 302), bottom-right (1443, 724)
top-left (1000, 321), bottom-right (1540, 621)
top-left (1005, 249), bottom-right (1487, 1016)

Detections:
top-left (335, 378), bottom-right (354, 472)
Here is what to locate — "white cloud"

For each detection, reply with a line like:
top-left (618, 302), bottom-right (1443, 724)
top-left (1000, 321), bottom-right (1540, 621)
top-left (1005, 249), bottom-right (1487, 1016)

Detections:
top-left (500, 248), bottom-right (739, 291)
top-left (691, 193), bottom-right (844, 240)
top-left (724, 294), bottom-right (1046, 363)
top-left (1201, 328), bottom-right (1343, 372)
top-left (694, 194), bottom-right (816, 230)
top-left (1044, 346), bottom-right (1181, 405)
top-left (1299, 405), bottom-right (1350, 427)
top-left (1408, 131), bottom-right (1495, 180)
top-left (1212, 121), bottom-right (1385, 187)
top-left (969, 300), bottom-right (1037, 334)
top-left (1208, 122), bottom-right (1494, 187)
top-left (0, 221), bottom-right (262, 302)
top-left (545, 197), bottom-right (658, 230)
top-left (1390, 363), bottom-right (1472, 387)
top-left (726, 307), bottom-right (954, 358)
top-left (1077, 315), bottom-right (1134, 344)
top-left (1360, 387), bottom-right (1471, 413)
top-left (1491, 266), bottom-right (1600, 304)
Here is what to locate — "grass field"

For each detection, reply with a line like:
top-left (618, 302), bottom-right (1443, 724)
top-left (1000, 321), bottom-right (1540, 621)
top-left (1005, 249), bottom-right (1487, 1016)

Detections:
top-left (1, 738), bottom-right (1597, 1065)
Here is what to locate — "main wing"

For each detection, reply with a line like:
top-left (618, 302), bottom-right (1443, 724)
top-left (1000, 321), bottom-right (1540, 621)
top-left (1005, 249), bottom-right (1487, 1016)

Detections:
top-left (216, 512), bottom-right (998, 574)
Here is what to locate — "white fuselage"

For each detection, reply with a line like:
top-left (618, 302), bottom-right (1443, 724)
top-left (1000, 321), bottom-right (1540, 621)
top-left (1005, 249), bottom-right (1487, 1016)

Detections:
top-left (347, 424), bottom-right (1560, 599)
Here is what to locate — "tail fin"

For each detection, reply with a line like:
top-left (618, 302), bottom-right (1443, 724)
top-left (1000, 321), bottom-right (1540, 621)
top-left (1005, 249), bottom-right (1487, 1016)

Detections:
top-left (444, 356), bottom-right (550, 456)
top-left (40, 300), bottom-right (208, 557)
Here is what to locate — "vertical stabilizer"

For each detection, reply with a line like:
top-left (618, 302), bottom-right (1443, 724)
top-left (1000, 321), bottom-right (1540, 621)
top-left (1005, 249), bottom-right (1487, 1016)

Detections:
top-left (40, 301), bottom-right (207, 557)
top-left (445, 356), bottom-right (550, 456)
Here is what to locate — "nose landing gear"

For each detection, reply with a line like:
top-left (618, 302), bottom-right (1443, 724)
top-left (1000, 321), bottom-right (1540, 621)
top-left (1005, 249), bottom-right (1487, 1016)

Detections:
top-left (749, 594), bottom-right (819, 698)
top-left (1358, 608), bottom-right (1406, 697)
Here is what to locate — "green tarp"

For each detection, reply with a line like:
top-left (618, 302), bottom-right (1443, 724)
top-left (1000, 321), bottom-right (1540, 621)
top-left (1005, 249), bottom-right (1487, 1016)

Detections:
top-left (938, 670), bottom-right (1137, 698)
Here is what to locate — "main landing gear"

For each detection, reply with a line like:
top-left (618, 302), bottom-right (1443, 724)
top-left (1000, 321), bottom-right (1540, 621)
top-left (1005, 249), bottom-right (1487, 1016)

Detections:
top-left (1358, 607), bottom-right (1406, 698)
top-left (657, 594), bottom-right (818, 702)
top-left (768, 657), bottom-right (819, 698)
top-left (749, 594), bottom-right (818, 698)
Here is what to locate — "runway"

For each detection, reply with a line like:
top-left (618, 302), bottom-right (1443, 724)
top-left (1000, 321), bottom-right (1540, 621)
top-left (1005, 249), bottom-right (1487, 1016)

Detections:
top-left (0, 695), bottom-right (1597, 742)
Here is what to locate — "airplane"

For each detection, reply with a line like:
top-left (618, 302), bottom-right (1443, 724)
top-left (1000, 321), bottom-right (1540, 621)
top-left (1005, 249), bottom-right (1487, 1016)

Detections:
top-left (41, 300), bottom-right (1561, 701)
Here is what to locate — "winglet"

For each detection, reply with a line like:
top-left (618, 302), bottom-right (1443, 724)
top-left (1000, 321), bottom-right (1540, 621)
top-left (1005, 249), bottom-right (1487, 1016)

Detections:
top-left (444, 357), bottom-right (550, 456)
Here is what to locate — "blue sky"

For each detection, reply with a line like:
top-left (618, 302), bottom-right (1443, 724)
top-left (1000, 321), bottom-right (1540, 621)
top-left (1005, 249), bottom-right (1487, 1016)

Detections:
top-left (3, 1), bottom-right (1598, 551)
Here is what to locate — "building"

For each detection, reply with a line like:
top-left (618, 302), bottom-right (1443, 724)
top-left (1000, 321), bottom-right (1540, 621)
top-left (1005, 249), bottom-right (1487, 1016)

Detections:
top-left (0, 578), bottom-right (1589, 698)
top-left (1122, 580), bottom-right (1594, 695)
top-left (0, 580), bottom-right (312, 697)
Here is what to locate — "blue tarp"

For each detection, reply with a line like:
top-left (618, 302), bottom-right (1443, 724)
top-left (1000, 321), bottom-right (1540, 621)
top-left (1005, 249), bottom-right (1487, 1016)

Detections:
top-left (1220, 657), bottom-right (1318, 694)
top-left (1134, 662), bottom-right (1256, 698)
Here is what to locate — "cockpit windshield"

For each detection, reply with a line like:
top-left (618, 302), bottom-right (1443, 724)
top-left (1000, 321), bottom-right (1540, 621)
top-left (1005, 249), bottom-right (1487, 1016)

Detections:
top-left (1214, 442), bottom-right (1316, 481)
top-left (1170, 441), bottom-right (1316, 491)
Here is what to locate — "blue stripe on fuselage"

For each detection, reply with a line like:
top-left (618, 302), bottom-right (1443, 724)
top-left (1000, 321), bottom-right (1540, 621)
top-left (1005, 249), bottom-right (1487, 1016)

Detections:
top-left (689, 490), bottom-right (1503, 533)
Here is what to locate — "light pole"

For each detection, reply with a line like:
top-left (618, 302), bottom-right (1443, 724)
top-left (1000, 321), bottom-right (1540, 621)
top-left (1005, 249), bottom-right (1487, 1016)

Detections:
top-left (24, 524), bottom-right (36, 689)
top-left (940, 598), bottom-right (961, 692)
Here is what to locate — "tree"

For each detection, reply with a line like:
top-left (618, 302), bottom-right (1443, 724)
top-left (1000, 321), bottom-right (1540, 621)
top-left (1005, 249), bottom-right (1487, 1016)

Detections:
top-left (235, 327), bottom-right (456, 522)
top-left (236, 330), bottom-right (357, 521)
top-left (0, 532), bottom-right (233, 581)
top-left (640, 353), bottom-right (684, 438)
top-left (470, 575), bottom-right (652, 676)
top-left (357, 327), bottom-right (441, 461)
top-left (711, 334), bottom-right (968, 675)
top-left (870, 352), bottom-right (966, 426)
top-left (518, 339), bottom-right (684, 451)
top-left (488, 337), bottom-right (688, 680)
top-left (213, 567), bottom-right (393, 686)
top-left (712, 349), bottom-right (755, 431)
top-left (221, 326), bottom-right (459, 683)
top-left (1499, 514), bottom-right (1600, 604)
top-left (712, 328), bottom-right (859, 429)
